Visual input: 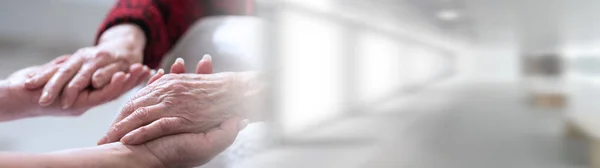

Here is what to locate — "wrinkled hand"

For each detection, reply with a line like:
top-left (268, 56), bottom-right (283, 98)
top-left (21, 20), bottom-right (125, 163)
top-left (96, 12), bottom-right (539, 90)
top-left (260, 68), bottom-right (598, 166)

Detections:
top-left (24, 46), bottom-right (142, 109)
top-left (3, 56), bottom-right (150, 120)
top-left (97, 55), bottom-right (253, 145)
top-left (140, 117), bottom-right (246, 168)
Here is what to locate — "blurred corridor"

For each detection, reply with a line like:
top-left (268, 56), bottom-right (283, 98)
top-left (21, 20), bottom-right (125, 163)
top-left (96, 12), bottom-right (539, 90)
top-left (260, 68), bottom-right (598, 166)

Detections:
top-left (1, 0), bottom-right (600, 167)
top-left (237, 84), bottom-right (588, 168)
top-left (240, 82), bottom-right (592, 167)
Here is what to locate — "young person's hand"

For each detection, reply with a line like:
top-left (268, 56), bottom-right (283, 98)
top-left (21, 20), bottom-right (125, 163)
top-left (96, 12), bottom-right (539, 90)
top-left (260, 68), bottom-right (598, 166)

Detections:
top-left (0, 56), bottom-right (150, 121)
top-left (24, 24), bottom-right (146, 109)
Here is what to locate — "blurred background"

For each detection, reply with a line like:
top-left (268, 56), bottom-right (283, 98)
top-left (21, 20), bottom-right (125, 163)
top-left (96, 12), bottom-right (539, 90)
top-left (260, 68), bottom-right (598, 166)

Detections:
top-left (1, 0), bottom-right (600, 167)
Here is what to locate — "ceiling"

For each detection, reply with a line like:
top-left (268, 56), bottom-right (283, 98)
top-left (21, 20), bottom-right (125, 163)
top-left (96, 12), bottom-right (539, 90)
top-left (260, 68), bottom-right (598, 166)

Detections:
top-left (404, 0), bottom-right (473, 41)
top-left (405, 0), bottom-right (600, 55)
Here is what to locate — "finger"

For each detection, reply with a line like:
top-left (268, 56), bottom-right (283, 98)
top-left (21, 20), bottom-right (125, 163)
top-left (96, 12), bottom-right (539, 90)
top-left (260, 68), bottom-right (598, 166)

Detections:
top-left (170, 57), bottom-right (186, 74)
top-left (204, 117), bottom-right (245, 152)
top-left (131, 66), bottom-right (151, 89)
top-left (196, 54), bottom-right (213, 74)
top-left (24, 55), bottom-right (70, 89)
top-left (62, 56), bottom-right (115, 109)
top-left (91, 60), bottom-right (129, 88)
top-left (121, 116), bottom-right (191, 145)
top-left (39, 56), bottom-right (84, 106)
top-left (51, 55), bottom-right (71, 65)
top-left (102, 104), bottom-right (166, 145)
top-left (65, 72), bottom-right (126, 116)
top-left (97, 93), bottom-right (159, 145)
top-left (122, 64), bottom-right (147, 90)
top-left (73, 71), bottom-right (128, 108)
top-left (122, 64), bottom-right (144, 91)
top-left (24, 66), bottom-right (59, 89)
top-left (147, 69), bottom-right (165, 85)
top-left (88, 71), bottom-right (128, 102)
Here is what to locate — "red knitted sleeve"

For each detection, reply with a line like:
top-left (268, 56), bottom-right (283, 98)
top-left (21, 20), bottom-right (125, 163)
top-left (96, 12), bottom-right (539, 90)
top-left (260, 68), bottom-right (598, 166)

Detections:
top-left (96, 0), bottom-right (253, 69)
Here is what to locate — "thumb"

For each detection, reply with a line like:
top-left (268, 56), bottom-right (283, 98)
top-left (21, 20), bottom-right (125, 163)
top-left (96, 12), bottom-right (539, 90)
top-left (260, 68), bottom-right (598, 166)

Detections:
top-left (205, 117), bottom-right (247, 152)
top-left (195, 54), bottom-right (213, 74)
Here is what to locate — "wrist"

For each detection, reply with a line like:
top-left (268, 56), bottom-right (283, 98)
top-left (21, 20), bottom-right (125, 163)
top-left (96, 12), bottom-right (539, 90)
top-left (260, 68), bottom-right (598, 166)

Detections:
top-left (47, 143), bottom-right (164, 168)
top-left (0, 80), bottom-right (31, 121)
top-left (98, 24), bottom-right (146, 65)
top-left (100, 143), bottom-right (164, 168)
top-left (0, 80), bottom-right (11, 117)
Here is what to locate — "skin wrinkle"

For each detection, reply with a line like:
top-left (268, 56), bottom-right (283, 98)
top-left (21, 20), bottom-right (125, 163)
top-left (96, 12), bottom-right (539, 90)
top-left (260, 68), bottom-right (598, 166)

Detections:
top-left (104, 69), bottom-right (259, 146)
top-left (142, 143), bottom-right (167, 168)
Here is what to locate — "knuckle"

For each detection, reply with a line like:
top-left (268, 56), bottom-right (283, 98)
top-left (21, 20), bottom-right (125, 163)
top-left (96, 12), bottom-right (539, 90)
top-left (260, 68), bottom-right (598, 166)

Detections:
top-left (94, 71), bottom-right (106, 78)
top-left (132, 107), bottom-right (149, 120)
top-left (161, 101), bottom-right (175, 109)
top-left (163, 74), bottom-right (176, 80)
top-left (58, 68), bottom-right (73, 74)
top-left (66, 84), bottom-right (82, 92)
top-left (176, 116), bottom-right (194, 125)
top-left (115, 58), bottom-right (129, 65)
top-left (158, 119), bottom-right (175, 132)
top-left (109, 124), bottom-right (121, 134)
top-left (170, 83), bottom-right (187, 92)
top-left (78, 71), bottom-right (93, 79)
top-left (94, 51), bottom-right (108, 59)
top-left (137, 127), bottom-right (149, 135)
top-left (123, 101), bottom-right (136, 113)
top-left (94, 71), bottom-right (108, 81)
top-left (85, 62), bottom-right (101, 70)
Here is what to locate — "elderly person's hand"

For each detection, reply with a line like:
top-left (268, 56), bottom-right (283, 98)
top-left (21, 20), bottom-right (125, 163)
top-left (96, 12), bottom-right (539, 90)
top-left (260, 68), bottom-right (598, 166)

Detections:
top-left (142, 117), bottom-right (246, 168)
top-left (97, 55), bottom-right (263, 145)
top-left (0, 55), bottom-right (150, 121)
top-left (23, 24), bottom-right (146, 109)
top-left (93, 117), bottom-right (246, 168)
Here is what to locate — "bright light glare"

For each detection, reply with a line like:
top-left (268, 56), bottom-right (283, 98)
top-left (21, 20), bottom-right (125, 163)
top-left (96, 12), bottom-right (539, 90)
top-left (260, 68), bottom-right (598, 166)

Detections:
top-left (278, 11), bottom-right (343, 135)
top-left (437, 10), bottom-right (460, 21)
top-left (357, 32), bottom-right (402, 103)
top-left (286, 0), bottom-right (335, 11)
top-left (405, 47), bottom-right (439, 85)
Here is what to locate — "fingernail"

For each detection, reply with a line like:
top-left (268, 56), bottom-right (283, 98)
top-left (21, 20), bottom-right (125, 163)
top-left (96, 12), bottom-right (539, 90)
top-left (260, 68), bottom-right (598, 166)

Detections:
top-left (93, 77), bottom-right (102, 87)
top-left (157, 69), bottom-right (164, 75)
top-left (238, 119), bottom-right (250, 131)
top-left (39, 91), bottom-right (51, 104)
top-left (25, 78), bottom-right (34, 84)
top-left (175, 57), bottom-right (185, 65)
top-left (121, 133), bottom-right (135, 144)
top-left (61, 98), bottom-right (70, 109)
top-left (201, 54), bottom-right (212, 62)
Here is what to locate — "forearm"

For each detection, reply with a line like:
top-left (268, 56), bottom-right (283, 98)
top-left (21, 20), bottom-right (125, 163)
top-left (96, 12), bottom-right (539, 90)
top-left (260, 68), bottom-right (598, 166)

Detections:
top-left (97, 24), bottom-right (146, 64)
top-left (0, 80), bottom-right (14, 120)
top-left (0, 80), bottom-right (31, 121)
top-left (0, 143), bottom-right (160, 168)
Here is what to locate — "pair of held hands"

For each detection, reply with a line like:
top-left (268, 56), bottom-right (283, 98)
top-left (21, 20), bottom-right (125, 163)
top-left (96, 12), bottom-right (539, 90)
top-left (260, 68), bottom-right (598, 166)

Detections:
top-left (5, 47), bottom-right (250, 167)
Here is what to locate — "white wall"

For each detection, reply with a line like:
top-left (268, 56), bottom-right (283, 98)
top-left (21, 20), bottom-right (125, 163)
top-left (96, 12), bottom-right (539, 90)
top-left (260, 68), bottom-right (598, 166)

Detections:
top-left (271, 0), bottom-right (470, 137)
top-left (457, 0), bottom-right (521, 83)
